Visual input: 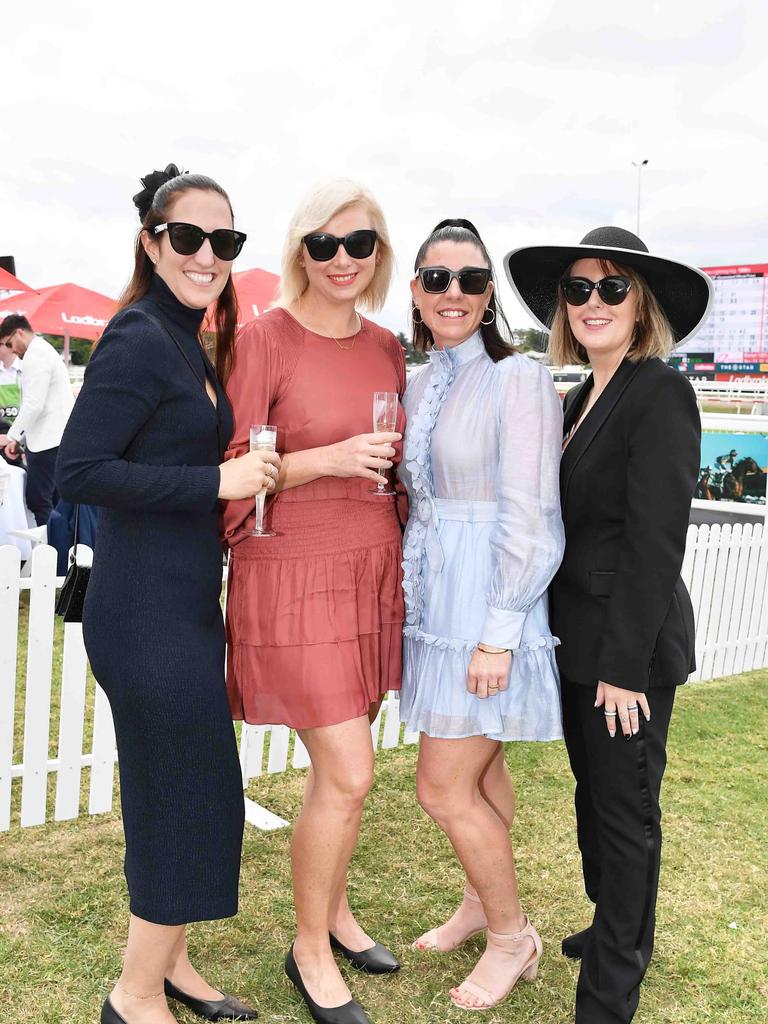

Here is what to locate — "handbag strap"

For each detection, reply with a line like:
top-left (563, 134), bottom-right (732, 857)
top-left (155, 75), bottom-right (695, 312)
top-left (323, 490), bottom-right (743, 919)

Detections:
top-left (69, 502), bottom-right (80, 565)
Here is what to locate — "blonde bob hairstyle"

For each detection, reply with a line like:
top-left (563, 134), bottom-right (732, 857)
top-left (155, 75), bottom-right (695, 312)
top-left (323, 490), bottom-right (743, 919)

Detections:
top-left (548, 259), bottom-right (675, 366)
top-left (276, 179), bottom-right (394, 311)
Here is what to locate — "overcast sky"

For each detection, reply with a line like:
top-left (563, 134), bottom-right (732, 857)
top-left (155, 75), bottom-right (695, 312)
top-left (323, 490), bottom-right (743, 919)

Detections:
top-left (2, 0), bottom-right (766, 334)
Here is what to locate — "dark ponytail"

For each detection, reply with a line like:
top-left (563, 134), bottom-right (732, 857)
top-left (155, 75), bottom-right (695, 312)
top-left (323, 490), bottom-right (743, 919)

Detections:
top-left (117, 163), bottom-right (240, 382)
top-left (411, 218), bottom-right (514, 362)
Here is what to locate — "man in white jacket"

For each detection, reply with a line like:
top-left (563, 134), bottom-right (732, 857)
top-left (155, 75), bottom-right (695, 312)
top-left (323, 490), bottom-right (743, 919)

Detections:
top-left (0, 315), bottom-right (75, 524)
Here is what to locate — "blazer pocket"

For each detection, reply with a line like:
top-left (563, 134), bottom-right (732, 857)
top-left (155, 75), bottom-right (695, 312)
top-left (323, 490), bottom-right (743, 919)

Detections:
top-left (588, 570), bottom-right (616, 597)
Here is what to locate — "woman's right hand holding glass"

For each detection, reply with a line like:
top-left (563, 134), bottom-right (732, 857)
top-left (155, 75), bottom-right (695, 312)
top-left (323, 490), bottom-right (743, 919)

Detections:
top-left (325, 432), bottom-right (401, 483)
top-left (218, 450), bottom-right (282, 500)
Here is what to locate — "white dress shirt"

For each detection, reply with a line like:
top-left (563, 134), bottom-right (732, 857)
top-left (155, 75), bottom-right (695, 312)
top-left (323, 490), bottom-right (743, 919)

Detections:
top-left (0, 354), bottom-right (22, 385)
top-left (7, 336), bottom-right (75, 451)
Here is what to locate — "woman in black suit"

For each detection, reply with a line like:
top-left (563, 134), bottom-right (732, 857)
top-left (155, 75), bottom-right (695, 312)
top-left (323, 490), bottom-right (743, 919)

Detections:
top-left (506, 227), bottom-right (712, 1024)
top-left (57, 165), bottom-right (280, 1024)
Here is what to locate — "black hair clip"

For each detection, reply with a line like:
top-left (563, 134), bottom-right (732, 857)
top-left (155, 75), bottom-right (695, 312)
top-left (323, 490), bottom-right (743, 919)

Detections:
top-left (132, 163), bottom-right (185, 221)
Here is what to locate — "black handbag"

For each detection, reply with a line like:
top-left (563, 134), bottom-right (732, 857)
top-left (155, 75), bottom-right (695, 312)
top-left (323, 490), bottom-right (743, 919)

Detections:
top-left (55, 504), bottom-right (91, 622)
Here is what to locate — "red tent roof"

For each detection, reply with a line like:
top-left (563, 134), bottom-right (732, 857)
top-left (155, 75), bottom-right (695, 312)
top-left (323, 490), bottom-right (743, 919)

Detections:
top-left (0, 267), bottom-right (35, 293)
top-left (0, 282), bottom-right (116, 341)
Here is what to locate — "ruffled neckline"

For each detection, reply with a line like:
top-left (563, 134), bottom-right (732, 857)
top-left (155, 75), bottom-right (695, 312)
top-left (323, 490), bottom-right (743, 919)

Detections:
top-left (430, 331), bottom-right (484, 367)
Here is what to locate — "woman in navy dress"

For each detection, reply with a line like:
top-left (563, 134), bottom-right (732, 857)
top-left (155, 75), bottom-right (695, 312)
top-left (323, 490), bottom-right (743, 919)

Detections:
top-left (57, 165), bottom-right (280, 1024)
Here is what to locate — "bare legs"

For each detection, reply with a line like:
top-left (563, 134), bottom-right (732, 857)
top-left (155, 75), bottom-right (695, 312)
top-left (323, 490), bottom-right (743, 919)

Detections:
top-left (108, 916), bottom-right (222, 1023)
top-left (413, 742), bottom-right (516, 950)
top-left (291, 713), bottom-right (377, 1008)
top-left (416, 735), bottom-right (537, 1009)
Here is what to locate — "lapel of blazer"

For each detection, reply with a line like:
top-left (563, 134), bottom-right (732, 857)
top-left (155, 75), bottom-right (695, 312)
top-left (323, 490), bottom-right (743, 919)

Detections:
top-left (562, 377), bottom-right (593, 436)
top-left (560, 358), bottom-right (644, 508)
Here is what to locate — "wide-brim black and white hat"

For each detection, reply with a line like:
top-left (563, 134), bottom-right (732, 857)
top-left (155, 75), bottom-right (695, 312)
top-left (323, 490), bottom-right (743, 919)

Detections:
top-left (504, 226), bottom-right (713, 345)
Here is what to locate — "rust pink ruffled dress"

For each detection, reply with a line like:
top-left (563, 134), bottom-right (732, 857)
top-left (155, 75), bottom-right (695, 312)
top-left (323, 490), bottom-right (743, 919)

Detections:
top-left (222, 308), bottom-right (406, 730)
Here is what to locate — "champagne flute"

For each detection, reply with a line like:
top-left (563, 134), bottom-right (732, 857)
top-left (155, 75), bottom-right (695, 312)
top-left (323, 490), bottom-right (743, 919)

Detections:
top-left (371, 391), bottom-right (398, 496)
top-left (250, 424), bottom-right (278, 537)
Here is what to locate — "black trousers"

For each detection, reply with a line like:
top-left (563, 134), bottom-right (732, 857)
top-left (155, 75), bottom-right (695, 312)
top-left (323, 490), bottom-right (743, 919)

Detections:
top-left (25, 445), bottom-right (59, 526)
top-left (561, 679), bottom-right (677, 1024)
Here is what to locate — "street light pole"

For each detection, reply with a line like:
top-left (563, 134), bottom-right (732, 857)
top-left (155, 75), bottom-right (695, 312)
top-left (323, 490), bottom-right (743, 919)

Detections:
top-left (632, 159), bottom-right (649, 236)
top-left (632, 159), bottom-right (648, 235)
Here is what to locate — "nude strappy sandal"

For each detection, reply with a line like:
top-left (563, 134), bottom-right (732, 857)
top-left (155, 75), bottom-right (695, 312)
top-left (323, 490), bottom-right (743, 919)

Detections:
top-left (412, 887), bottom-right (487, 952)
top-left (449, 916), bottom-right (542, 1011)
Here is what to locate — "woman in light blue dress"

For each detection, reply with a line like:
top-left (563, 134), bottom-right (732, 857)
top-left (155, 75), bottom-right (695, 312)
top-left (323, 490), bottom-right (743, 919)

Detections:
top-left (399, 219), bottom-right (565, 1012)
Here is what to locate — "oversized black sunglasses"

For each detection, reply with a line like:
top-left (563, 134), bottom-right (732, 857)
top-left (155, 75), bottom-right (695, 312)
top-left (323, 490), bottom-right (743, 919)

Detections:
top-left (153, 222), bottom-right (247, 261)
top-left (417, 266), bottom-right (492, 295)
top-left (561, 275), bottom-right (632, 306)
top-left (302, 229), bottom-right (378, 262)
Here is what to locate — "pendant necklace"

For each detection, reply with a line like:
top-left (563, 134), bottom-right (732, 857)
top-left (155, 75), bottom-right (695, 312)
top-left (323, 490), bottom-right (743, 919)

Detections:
top-left (329, 312), bottom-right (362, 351)
top-left (298, 301), bottom-right (362, 351)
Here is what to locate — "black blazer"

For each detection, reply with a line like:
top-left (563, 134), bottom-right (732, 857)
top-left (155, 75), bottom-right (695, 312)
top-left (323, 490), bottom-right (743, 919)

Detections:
top-left (550, 357), bottom-right (700, 691)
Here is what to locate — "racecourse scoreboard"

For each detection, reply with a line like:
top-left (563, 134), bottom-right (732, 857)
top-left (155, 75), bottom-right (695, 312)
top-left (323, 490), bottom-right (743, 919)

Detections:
top-left (679, 263), bottom-right (768, 364)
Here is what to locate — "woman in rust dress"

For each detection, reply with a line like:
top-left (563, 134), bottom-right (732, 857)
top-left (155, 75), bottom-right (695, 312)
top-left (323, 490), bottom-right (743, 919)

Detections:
top-left (222, 180), bottom-right (404, 1024)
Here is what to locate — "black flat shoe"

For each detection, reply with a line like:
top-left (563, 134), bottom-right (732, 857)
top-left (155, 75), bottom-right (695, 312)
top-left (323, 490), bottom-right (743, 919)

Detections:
top-left (561, 925), bottom-right (592, 960)
top-left (164, 978), bottom-right (258, 1020)
top-left (285, 945), bottom-right (370, 1024)
top-left (101, 998), bottom-right (127, 1024)
top-left (329, 933), bottom-right (400, 974)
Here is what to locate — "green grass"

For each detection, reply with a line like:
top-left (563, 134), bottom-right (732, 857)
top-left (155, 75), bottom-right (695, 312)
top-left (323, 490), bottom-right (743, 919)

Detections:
top-left (2, 668), bottom-right (767, 1023)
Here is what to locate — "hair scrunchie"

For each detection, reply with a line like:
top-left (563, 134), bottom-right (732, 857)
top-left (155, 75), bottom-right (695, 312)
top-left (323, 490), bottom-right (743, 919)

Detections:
top-left (132, 162), bottom-right (185, 222)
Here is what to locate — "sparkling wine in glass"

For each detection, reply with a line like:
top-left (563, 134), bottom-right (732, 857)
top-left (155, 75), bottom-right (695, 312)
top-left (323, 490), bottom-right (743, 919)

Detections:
top-left (250, 424), bottom-right (278, 538)
top-left (371, 391), bottom-right (398, 496)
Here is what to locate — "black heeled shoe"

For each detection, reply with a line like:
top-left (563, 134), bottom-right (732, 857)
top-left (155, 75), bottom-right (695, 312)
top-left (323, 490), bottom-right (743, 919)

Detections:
top-left (561, 925), bottom-right (592, 960)
top-left (284, 945), bottom-right (370, 1024)
top-left (101, 998), bottom-right (128, 1024)
top-left (329, 933), bottom-right (400, 974)
top-left (164, 978), bottom-right (258, 1020)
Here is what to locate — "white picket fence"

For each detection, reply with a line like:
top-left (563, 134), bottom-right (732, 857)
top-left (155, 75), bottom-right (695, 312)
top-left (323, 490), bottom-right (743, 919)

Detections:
top-left (0, 543), bottom-right (417, 833)
top-left (1, 521), bottom-right (766, 833)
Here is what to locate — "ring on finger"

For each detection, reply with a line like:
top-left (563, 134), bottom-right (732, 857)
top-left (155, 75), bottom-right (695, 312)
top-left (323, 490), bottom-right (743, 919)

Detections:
top-left (604, 710), bottom-right (617, 717)
top-left (627, 703), bottom-right (639, 711)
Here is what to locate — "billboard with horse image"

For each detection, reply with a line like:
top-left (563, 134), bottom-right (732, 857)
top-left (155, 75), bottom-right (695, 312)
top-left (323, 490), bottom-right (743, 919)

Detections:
top-left (696, 429), bottom-right (768, 505)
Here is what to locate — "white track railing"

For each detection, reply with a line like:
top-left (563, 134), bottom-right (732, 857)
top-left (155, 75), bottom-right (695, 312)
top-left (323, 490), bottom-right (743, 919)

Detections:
top-left (2, 523), bottom-right (766, 832)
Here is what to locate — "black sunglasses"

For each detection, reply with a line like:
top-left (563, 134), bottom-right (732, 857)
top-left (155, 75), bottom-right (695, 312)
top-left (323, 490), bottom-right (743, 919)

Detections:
top-left (417, 266), bottom-right (492, 295)
top-left (153, 222), bottom-right (247, 261)
top-left (561, 275), bottom-right (632, 306)
top-left (302, 230), bottom-right (378, 262)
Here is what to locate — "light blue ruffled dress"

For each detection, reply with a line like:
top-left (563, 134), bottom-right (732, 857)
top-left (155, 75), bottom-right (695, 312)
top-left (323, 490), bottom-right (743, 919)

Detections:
top-left (398, 332), bottom-right (565, 741)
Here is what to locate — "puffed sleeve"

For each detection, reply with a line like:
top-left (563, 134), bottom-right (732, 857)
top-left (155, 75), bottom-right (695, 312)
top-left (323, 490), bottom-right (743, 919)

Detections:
top-left (220, 318), bottom-right (284, 545)
top-left (481, 359), bottom-right (565, 649)
top-left (55, 308), bottom-right (220, 512)
top-left (596, 371), bottom-right (700, 690)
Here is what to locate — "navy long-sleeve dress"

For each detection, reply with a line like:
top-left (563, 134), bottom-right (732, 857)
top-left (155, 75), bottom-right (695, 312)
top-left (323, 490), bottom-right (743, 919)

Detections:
top-left (56, 273), bottom-right (244, 925)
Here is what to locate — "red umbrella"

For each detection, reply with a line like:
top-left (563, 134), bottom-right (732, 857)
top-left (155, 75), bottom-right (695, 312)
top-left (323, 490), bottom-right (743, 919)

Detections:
top-left (232, 267), bottom-right (280, 324)
top-left (236, 266), bottom-right (284, 321)
top-left (204, 267), bottom-right (280, 332)
top-left (0, 282), bottom-right (116, 342)
top-left (0, 267), bottom-right (35, 294)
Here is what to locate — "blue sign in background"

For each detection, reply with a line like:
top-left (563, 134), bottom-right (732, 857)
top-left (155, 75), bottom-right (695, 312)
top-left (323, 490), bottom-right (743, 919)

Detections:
top-left (698, 430), bottom-right (768, 504)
